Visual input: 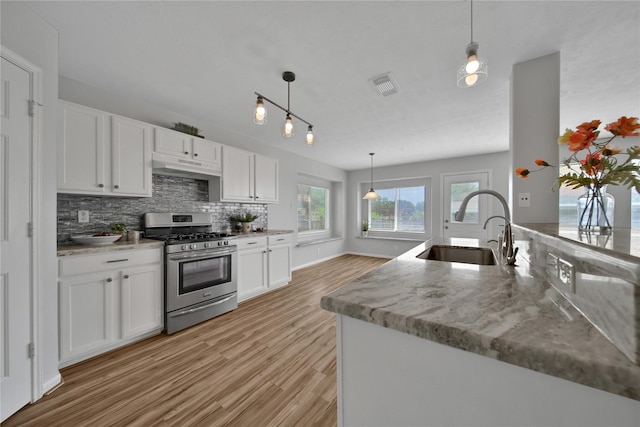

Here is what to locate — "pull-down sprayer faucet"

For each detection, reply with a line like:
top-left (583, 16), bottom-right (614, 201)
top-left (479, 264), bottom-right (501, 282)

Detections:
top-left (454, 190), bottom-right (517, 265)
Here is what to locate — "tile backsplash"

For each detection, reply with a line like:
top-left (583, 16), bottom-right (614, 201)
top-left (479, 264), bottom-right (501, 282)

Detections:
top-left (57, 174), bottom-right (268, 244)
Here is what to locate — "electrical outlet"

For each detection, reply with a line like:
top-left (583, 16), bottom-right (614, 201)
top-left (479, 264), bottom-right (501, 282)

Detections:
top-left (78, 210), bottom-right (90, 223)
top-left (558, 258), bottom-right (575, 293)
top-left (518, 192), bottom-right (531, 207)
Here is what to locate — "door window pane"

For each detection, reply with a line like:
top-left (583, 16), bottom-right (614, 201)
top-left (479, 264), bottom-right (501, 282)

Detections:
top-left (450, 181), bottom-right (479, 223)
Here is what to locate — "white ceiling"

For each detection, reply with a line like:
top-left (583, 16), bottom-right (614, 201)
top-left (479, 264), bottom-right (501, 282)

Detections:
top-left (24, 0), bottom-right (640, 171)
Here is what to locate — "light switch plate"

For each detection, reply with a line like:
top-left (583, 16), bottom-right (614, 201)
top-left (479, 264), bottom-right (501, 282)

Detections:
top-left (78, 210), bottom-right (90, 223)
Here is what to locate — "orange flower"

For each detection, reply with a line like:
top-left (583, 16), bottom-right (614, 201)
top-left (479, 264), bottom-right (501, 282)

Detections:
top-left (601, 145), bottom-right (621, 156)
top-left (515, 168), bottom-right (530, 178)
top-left (580, 153), bottom-right (603, 176)
top-left (557, 129), bottom-right (573, 145)
top-left (535, 159), bottom-right (550, 166)
top-left (576, 120), bottom-right (601, 132)
top-left (604, 116), bottom-right (640, 137)
top-left (567, 130), bottom-right (596, 152)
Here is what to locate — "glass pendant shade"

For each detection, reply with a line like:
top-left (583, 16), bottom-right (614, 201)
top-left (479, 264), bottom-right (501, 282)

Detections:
top-left (306, 126), bottom-right (314, 145)
top-left (457, 54), bottom-right (487, 87)
top-left (283, 114), bottom-right (294, 137)
top-left (254, 96), bottom-right (266, 125)
top-left (363, 189), bottom-right (381, 200)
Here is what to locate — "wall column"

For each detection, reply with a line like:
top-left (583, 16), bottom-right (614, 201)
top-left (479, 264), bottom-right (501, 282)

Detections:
top-left (510, 52), bottom-right (560, 223)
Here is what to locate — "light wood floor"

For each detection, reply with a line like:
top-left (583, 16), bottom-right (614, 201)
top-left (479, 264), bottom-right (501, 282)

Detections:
top-left (4, 254), bottom-right (387, 427)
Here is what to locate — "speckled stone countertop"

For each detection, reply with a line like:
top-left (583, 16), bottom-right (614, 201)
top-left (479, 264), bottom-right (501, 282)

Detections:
top-left (57, 239), bottom-right (164, 257)
top-left (321, 237), bottom-right (640, 401)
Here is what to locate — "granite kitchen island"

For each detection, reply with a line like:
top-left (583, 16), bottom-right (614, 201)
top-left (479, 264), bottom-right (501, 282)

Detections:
top-left (321, 227), bottom-right (640, 427)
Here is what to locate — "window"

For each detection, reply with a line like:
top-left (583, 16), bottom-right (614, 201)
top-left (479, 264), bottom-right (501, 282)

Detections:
top-left (361, 177), bottom-right (430, 238)
top-left (297, 184), bottom-right (329, 233)
top-left (370, 186), bottom-right (425, 232)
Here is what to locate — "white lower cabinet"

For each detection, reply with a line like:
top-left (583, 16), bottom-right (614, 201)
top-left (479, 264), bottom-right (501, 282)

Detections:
top-left (58, 247), bottom-right (163, 367)
top-left (236, 233), bottom-right (292, 302)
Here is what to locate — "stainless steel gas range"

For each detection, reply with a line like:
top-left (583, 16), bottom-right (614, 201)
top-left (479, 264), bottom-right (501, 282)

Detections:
top-left (143, 213), bottom-right (237, 334)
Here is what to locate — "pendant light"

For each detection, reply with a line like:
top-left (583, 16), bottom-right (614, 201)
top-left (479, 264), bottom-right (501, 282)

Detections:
top-left (254, 71), bottom-right (315, 144)
top-left (457, 0), bottom-right (487, 88)
top-left (362, 153), bottom-right (381, 200)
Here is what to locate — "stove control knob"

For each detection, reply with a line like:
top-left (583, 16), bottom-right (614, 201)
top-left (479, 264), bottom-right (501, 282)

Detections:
top-left (181, 245), bottom-right (188, 251)
top-left (204, 242), bottom-right (211, 248)
top-left (224, 241), bottom-right (229, 246)
top-left (190, 244), bottom-right (197, 250)
top-left (217, 241), bottom-right (223, 247)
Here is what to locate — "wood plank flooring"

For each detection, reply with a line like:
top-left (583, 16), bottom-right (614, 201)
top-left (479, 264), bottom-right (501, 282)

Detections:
top-left (4, 254), bottom-right (388, 427)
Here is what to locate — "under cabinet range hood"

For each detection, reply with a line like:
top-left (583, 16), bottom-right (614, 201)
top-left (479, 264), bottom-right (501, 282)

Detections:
top-left (152, 152), bottom-right (221, 180)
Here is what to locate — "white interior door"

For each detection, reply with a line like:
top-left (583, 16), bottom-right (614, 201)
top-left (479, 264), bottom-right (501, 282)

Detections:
top-left (0, 55), bottom-right (33, 422)
top-left (442, 171), bottom-right (489, 239)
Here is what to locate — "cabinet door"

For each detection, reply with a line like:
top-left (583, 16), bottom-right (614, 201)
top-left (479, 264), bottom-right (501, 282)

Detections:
top-left (192, 138), bottom-right (221, 166)
top-left (59, 272), bottom-right (116, 363)
top-left (58, 101), bottom-right (107, 194)
top-left (154, 127), bottom-right (191, 159)
top-left (255, 154), bottom-right (279, 203)
top-left (121, 263), bottom-right (163, 339)
top-left (221, 145), bottom-right (254, 202)
top-left (268, 244), bottom-right (292, 288)
top-left (111, 116), bottom-right (152, 197)
top-left (237, 247), bottom-right (268, 301)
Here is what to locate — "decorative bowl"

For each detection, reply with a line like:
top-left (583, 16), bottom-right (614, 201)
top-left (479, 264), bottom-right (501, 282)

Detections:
top-left (72, 234), bottom-right (122, 246)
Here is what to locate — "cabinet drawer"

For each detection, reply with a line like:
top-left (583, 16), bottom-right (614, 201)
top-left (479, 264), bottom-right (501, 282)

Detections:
top-left (235, 236), bottom-right (267, 250)
top-left (268, 234), bottom-right (292, 246)
top-left (59, 248), bottom-right (162, 277)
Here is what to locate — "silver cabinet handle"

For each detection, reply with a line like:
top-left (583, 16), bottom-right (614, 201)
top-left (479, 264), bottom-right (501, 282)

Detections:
top-left (184, 151), bottom-right (189, 155)
top-left (114, 184), bottom-right (119, 189)
top-left (106, 278), bottom-right (112, 282)
top-left (98, 183), bottom-right (104, 188)
top-left (123, 274), bottom-right (129, 279)
top-left (194, 153), bottom-right (198, 157)
top-left (277, 238), bottom-right (285, 241)
top-left (107, 258), bottom-right (129, 263)
top-left (247, 242), bottom-right (258, 245)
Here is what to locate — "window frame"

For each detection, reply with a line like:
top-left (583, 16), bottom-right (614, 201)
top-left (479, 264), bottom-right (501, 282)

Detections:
top-left (297, 183), bottom-right (331, 238)
top-left (360, 177), bottom-right (431, 240)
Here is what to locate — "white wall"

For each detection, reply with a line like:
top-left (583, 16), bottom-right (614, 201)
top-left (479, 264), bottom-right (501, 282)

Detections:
top-left (1, 1), bottom-right (60, 393)
top-left (58, 76), bottom-right (348, 269)
top-left (346, 151), bottom-right (510, 258)
top-left (510, 53), bottom-right (560, 223)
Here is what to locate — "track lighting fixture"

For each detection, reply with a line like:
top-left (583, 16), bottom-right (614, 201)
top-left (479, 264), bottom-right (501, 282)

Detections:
top-left (362, 153), bottom-right (381, 200)
top-left (254, 71), bottom-right (314, 145)
top-left (457, 0), bottom-right (487, 88)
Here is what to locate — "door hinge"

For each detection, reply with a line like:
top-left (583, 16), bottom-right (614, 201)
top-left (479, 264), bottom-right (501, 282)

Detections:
top-left (27, 222), bottom-right (34, 237)
top-left (28, 100), bottom-right (43, 118)
top-left (29, 343), bottom-right (35, 359)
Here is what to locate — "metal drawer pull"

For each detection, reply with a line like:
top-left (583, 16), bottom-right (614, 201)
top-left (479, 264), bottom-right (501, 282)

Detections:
top-left (107, 258), bottom-right (129, 263)
top-left (171, 295), bottom-right (235, 317)
top-left (123, 274), bottom-right (129, 279)
top-left (106, 278), bottom-right (112, 282)
top-left (247, 242), bottom-right (258, 245)
top-left (114, 184), bottom-right (119, 189)
top-left (277, 238), bottom-right (285, 241)
top-left (98, 183), bottom-right (104, 188)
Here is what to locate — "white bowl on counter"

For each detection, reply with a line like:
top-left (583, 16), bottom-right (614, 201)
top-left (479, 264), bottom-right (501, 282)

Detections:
top-left (71, 234), bottom-right (122, 246)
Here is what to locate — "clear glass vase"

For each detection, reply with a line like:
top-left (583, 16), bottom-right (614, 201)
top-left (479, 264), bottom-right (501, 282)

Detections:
top-left (577, 184), bottom-right (614, 233)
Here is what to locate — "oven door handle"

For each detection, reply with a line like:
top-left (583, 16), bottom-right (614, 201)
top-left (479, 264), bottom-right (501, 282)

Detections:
top-left (169, 295), bottom-right (236, 318)
top-left (168, 249), bottom-right (236, 261)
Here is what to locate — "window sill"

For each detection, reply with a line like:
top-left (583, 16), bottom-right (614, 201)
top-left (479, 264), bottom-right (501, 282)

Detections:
top-left (356, 235), bottom-right (425, 242)
top-left (296, 237), bottom-right (343, 247)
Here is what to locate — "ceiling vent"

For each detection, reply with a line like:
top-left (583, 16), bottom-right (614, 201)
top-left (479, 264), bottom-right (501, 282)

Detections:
top-left (370, 73), bottom-right (399, 97)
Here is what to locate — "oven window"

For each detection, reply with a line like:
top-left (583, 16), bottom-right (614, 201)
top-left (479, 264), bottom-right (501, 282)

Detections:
top-left (179, 254), bottom-right (232, 294)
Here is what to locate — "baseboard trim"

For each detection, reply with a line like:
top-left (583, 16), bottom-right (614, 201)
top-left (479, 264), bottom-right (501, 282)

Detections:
top-left (43, 372), bottom-right (63, 396)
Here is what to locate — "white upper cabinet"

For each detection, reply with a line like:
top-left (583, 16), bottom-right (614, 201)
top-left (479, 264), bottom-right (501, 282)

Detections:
top-left (58, 100), bottom-right (152, 197)
top-left (111, 115), bottom-right (152, 196)
top-left (211, 145), bottom-right (278, 203)
top-left (154, 127), bottom-right (221, 167)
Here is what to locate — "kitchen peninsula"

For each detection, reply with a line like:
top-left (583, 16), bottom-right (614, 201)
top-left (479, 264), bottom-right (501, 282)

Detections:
top-left (321, 225), bottom-right (640, 427)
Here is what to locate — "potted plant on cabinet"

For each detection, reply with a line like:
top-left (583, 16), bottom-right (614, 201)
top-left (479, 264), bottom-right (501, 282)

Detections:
top-left (361, 220), bottom-right (369, 237)
top-left (230, 212), bottom-right (259, 233)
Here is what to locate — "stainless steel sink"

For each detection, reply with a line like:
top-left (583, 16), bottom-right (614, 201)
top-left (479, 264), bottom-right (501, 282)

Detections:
top-left (416, 245), bottom-right (497, 265)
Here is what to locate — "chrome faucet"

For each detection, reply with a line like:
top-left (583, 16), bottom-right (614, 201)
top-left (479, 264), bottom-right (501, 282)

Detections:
top-left (455, 190), bottom-right (517, 265)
